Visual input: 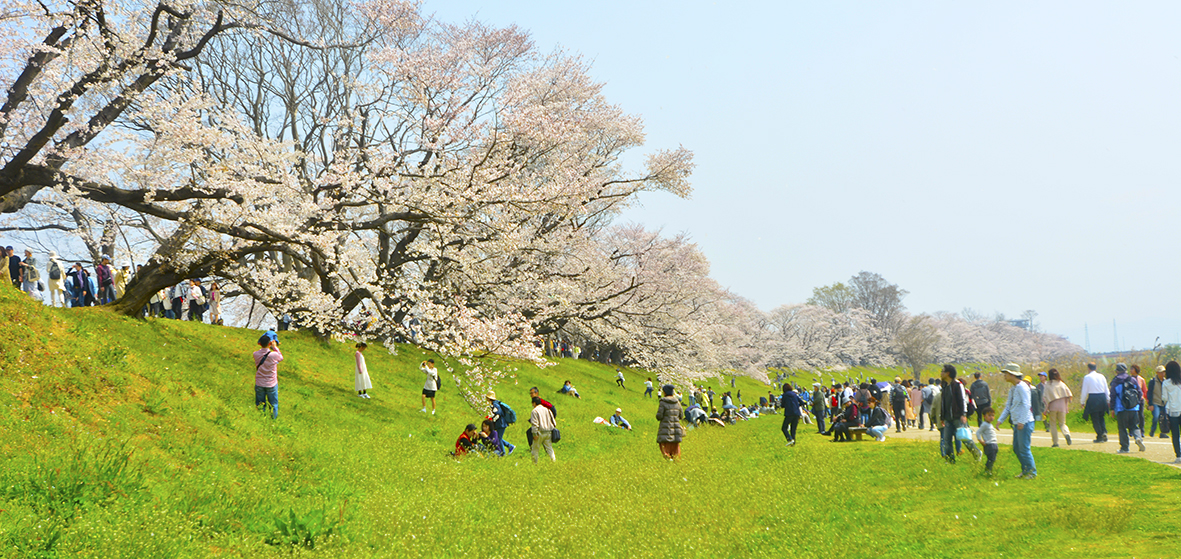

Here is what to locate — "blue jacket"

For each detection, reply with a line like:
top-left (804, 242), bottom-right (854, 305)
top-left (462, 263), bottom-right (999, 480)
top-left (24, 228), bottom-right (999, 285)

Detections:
top-left (779, 391), bottom-right (803, 418)
top-left (1109, 373), bottom-right (1141, 413)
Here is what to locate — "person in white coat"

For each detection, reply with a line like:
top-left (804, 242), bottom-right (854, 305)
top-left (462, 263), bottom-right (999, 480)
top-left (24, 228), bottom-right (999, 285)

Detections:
top-left (354, 342), bottom-right (372, 398)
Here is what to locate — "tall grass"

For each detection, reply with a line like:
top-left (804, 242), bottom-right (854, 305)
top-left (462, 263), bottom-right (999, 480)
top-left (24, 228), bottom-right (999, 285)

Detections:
top-left (0, 283), bottom-right (1178, 558)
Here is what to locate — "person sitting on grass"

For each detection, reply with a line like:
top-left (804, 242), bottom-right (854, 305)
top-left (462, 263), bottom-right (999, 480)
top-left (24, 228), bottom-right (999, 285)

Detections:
top-left (865, 398), bottom-right (890, 442)
top-left (830, 400), bottom-right (861, 442)
top-left (685, 404), bottom-right (707, 426)
top-left (476, 419), bottom-right (502, 456)
top-left (610, 408), bottom-right (632, 430)
top-left (557, 380), bottom-right (581, 399)
top-left (453, 423), bottom-right (478, 457)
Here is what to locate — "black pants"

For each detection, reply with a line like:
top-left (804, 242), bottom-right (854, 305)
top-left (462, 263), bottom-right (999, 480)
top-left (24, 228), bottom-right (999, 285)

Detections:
top-left (832, 422), bottom-right (851, 441)
top-left (1117, 410), bottom-right (1142, 451)
top-left (1170, 416), bottom-right (1180, 458)
top-left (782, 416), bottom-right (799, 442)
top-left (892, 402), bottom-right (906, 430)
top-left (1086, 393), bottom-right (1108, 439)
top-left (918, 408), bottom-right (927, 430)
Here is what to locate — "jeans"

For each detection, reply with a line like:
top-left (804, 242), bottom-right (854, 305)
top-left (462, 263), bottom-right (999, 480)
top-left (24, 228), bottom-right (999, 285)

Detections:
top-left (644, 387), bottom-right (653, 397)
top-left (495, 428), bottom-right (515, 455)
top-left (983, 443), bottom-right (998, 472)
top-left (1149, 405), bottom-right (1170, 437)
top-left (918, 407), bottom-right (927, 430)
top-left (255, 385), bottom-right (278, 419)
top-left (940, 421), bottom-right (957, 461)
top-left (869, 425), bottom-right (888, 440)
top-left (1012, 423), bottom-right (1036, 475)
top-left (1116, 410), bottom-right (1142, 451)
top-left (781, 416), bottom-right (799, 442)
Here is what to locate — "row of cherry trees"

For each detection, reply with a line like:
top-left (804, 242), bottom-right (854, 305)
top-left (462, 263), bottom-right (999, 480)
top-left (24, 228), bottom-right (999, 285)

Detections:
top-left (0, 0), bottom-right (755, 404)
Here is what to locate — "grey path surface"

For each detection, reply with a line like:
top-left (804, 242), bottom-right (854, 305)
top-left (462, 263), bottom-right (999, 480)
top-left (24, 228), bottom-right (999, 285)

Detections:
top-left (868, 420), bottom-right (1181, 468)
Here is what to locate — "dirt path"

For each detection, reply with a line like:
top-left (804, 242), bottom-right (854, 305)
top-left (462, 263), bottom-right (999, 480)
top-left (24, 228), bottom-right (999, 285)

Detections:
top-left (828, 420), bottom-right (1181, 468)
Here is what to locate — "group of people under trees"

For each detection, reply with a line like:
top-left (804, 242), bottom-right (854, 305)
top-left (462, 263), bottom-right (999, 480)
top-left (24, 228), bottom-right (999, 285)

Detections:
top-left (2, 244), bottom-right (225, 324)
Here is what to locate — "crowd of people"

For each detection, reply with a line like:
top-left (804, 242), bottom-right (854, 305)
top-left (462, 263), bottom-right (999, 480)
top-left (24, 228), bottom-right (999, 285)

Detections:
top-left (3, 245), bottom-right (225, 324)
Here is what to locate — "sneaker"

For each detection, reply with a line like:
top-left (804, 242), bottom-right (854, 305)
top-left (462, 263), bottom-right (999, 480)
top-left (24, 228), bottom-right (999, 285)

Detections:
top-left (1136, 438), bottom-right (1146, 452)
top-left (1174, 457), bottom-right (1181, 464)
top-left (1014, 472), bottom-right (1026, 478)
top-left (1116, 449), bottom-right (1130, 454)
top-left (1051, 444), bottom-right (1059, 448)
top-left (420, 408), bottom-right (427, 413)
top-left (507, 446), bottom-right (515, 456)
top-left (358, 393), bottom-right (365, 398)
top-left (1021, 473), bottom-right (1037, 480)
top-left (431, 409), bottom-right (436, 415)
top-left (971, 447), bottom-right (982, 462)
top-left (1065, 434), bottom-right (1071, 445)
top-left (364, 394), bottom-right (371, 399)
top-left (1092, 438), bottom-right (1104, 444)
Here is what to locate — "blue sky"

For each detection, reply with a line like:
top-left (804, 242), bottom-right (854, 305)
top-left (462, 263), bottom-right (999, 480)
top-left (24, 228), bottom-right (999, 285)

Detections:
top-left (422, 1), bottom-right (1181, 352)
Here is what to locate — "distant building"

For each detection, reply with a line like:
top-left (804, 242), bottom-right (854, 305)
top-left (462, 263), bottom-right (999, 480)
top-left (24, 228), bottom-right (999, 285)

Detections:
top-left (1008, 318), bottom-right (1031, 331)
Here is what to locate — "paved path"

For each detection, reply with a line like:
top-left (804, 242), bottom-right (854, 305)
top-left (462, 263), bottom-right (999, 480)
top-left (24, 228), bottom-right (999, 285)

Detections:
top-left (829, 421), bottom-right (1181, 468)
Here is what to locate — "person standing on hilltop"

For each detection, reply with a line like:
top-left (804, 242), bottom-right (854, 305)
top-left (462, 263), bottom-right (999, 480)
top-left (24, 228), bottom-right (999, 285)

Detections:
top-left (1080, 363), bottom-right (1110, 443)
top-left (45, 251), bottom-right (64, 307)
top-left (354, 342), bottom-right (372, 399)
top-left (969, 373), bottom-right (992, 427)
top-left (420, 358), bottom-right (439, 414)
top-left (656, 384), bottom-right (684, 459)
top-left (529, 396), bottom-right (557, 464)
top-left (253, 335), bottom-right (284, 419)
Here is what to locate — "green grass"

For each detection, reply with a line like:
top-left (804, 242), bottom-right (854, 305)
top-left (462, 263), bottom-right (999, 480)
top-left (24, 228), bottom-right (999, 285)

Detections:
top-left (1, 284), bottom-right (1178, 558)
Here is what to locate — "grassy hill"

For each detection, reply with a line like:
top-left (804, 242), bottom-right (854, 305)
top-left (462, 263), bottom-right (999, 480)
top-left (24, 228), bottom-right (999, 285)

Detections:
top-left (1, 284), bottom-right (1178, 558)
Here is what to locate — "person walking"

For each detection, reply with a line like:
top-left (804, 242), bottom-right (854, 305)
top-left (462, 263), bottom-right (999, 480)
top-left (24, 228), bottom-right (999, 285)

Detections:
top-left (1109, 363), bottom-right (1146, 454)
top-left (969, 372), bottom-right (992, 427)
top-left (354, 342), bottom-right (372, 398)
top-left (890, 377), bottom-right (908, 432)
top-left (529, 396), bottom-right (557, 463)
top-left (1159, 361), bottom-right (1181, 464)
top-left (45, 251), bottom-right (65, 307)
top-left (253, 335), bottom-right (284, 419)
top-left (5, 246), bottom-right (19, 288)
top-left (1042, 369), bottom-right (1073, 447)
top-left (1130, 365), bottom-right (1149, 434)
top-left (1030, 373), bottom-right (1046, 433)
top-left (997, 364), bottom-right (1037, 479)
top-left (644, 377), bottom-right (654, 398)
top-left (487, 392), bottom-right (517, 456)
top-left (18, 249), bottom-right (39, 297)
top-left (188, 279), bottom-right (208, 322)
top-left (209, 281), bottom-right (222, 325)
top-left (779, 384), bottom-right (803, 446)
top-left (939, 365), bottom-right (980, 463)
top-left (1147, 365), bottom-right (1171, 439)
top-left (656, 384), bottom-right (684, 459)
top-left (113, 265), bottom-right (130, 299)
top-left (616, 368), bottom-right (625, 388)
top-left (1080, 363), bottom-right (1110, 443)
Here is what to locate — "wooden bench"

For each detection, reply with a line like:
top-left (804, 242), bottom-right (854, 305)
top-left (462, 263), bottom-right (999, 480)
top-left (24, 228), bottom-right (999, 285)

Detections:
top-left (848, 427), bottom-right (868, 441)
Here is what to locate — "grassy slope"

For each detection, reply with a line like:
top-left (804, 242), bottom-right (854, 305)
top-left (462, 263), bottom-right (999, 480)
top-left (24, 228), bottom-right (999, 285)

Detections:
top-left (1, 284), bottom-right (1178, 559)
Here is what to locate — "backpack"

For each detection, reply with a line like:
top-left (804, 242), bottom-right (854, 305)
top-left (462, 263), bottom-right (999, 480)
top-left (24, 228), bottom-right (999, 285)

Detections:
top-left (891, 385), bottom-right (907, 404)
top-left (922, 387), bottom-right (934, 406)
top-left (49, 262), bottom-right (61, 280)
top-left (960, 381), bottom-right (976, 416)
top-left (499, 402), bottom-right (516, 425)
top-left (1120, 377), bottom-right (1142, 410)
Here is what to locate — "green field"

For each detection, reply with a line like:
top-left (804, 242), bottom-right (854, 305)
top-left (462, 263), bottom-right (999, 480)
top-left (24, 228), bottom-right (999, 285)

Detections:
top-left (1, 285), bottom-right (1177, 558)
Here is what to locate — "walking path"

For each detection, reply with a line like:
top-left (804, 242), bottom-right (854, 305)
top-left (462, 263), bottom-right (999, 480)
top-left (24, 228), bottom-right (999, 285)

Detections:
top-left (874, 421), bottom-right (1181, 468)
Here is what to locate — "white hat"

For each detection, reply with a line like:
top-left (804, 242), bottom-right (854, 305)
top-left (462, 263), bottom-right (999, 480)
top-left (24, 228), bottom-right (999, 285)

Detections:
top-left (615, 408), bottom-right (622, 413)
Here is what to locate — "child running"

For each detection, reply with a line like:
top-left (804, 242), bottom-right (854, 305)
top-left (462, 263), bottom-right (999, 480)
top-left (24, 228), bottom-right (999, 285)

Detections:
top-left (355, 342), bottom-right (372, 398)
top-left (976, 406), bottom-right (998, 474)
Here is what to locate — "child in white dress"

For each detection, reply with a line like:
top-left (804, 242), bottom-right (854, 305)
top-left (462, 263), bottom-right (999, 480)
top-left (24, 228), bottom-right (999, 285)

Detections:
top-left (355, 342), bottom-right (372, 398)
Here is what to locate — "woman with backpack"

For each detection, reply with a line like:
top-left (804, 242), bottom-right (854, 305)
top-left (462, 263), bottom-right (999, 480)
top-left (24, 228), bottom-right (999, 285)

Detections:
top-left (45, 251), bottom-right (64, 307)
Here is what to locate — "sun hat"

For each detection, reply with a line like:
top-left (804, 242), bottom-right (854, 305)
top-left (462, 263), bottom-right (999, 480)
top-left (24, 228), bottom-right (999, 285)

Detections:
top-left (1157, 365), bottom-right (1167, 373)
top-left (486, 391), bottom-right (496, 400)
top-left (616, 408), bottom-right (622, 413)
top-left (1000, 363), bottom-right (1022, 376)
top-left (1023, 376), bottom-right (1033, 383)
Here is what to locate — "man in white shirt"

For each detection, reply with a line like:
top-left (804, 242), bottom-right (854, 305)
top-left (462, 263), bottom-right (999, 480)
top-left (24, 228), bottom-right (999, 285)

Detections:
top-left (1080, 362), bottom-right (1110, 443)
